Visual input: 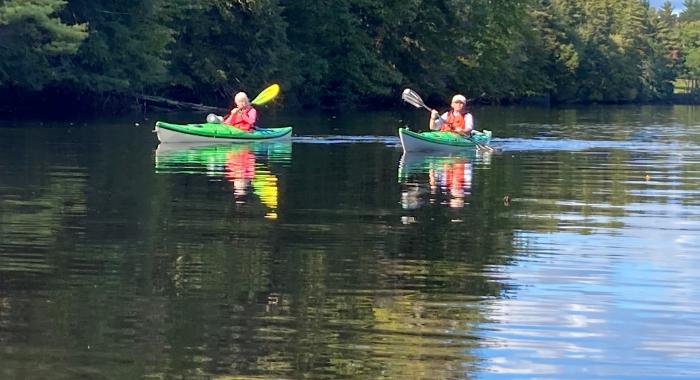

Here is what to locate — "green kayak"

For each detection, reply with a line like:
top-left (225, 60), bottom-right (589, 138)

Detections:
top-left (155, 121), bottom-right (293, 143)
top-left (398, 128), bottom-right (492, 152)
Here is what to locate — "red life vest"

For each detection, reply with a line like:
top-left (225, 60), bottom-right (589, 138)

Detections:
top-left (440, 112), bottom-right (466, 132)
top-left (223, 107), bottom-right (256, 131)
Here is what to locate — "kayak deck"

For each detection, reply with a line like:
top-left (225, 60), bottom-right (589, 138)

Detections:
top-left (155, 121), bottom-right (293, 143)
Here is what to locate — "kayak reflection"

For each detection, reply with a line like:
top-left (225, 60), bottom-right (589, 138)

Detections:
top-left (155, 142), bottom-right (291, 219)
top-left (398, 151), bottom-right (491, 211)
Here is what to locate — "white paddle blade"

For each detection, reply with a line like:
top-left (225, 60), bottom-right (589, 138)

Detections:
top-left (401, 89), bottom-right (427, 109)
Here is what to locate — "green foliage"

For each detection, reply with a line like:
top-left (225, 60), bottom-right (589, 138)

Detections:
top-left (686, 48), bottom-right (700, 77)
top-left (680, 0), bottom-right (700, 22)
top-left (59, 0), bottom-right (174, 93)
top-left (679, 20), bottom-right (700, 49)
top-left (282, 0), bottom-right (406, 107)
top-left (458, 0), bottom-right (537, 99)
top-left (679, 20), bottom-right (700, 86)
top-left (525, 0), bottom-right (677, 103)
top-left (0, 0), bottom-right (87, 89)
top-left (165, 0), bottom-right (293, 105)
top-left (0, 0), bottom-right (696, 110)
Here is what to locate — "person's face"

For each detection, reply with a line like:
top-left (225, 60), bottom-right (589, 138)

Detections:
top-left (235, 98), bottom-right (249, 108)
top-left (452, 100), bottom-right (465, 111)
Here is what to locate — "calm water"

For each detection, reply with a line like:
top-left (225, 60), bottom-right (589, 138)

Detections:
top-left (1, 106), bottom-right (700, 379)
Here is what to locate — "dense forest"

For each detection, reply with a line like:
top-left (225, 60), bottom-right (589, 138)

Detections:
top-left (1, 0), bottom-right (700, 112)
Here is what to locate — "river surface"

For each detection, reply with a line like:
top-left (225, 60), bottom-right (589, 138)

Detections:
top-left (1, 105), bottom-right (699, 379)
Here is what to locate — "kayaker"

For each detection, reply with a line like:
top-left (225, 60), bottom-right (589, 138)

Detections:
top-left (429, 94), bottom-right (474, 135)
top-left (223, 92), bottom-right (257, 131)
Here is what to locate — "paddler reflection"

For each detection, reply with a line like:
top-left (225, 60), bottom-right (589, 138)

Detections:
top-left (430, 158), bottom-right (471, 208)
top-left (399, 152), bottom-right (485, 210)
top-left (155, 142), bottom-right (290, 219)
top-left (224, 147), bottom-right (256, 200)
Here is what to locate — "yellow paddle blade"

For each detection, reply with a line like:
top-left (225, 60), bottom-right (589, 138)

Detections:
top-left (251, 84), bottom-right (280, 105)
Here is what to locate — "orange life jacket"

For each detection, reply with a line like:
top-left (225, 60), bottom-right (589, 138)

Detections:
top-left (440, 112), bottom-right (466, 132)
top-left (223, 107), bottom-right (256, 131)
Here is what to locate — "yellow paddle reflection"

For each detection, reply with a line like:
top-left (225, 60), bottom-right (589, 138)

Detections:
top-left (155, 142), bottom-right (291, 219)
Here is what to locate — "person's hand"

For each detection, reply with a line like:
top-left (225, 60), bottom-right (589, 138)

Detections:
top-left (431, 109), bottom-right (439, 119)
top-left (230, 107), bottom-right (239, 114)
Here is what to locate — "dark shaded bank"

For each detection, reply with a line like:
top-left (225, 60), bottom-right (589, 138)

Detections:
top-left (2, 89), bottom-right (698, 120)
top-left (0, 88), bottom-right (140, 117)
top-left (672, 93), bottom-right (700, 104)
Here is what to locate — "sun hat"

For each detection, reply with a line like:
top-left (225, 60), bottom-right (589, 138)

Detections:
top-left (451, 94), bottom-right (467, 103)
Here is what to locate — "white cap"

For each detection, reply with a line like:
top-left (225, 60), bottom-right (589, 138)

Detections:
top-left (452, 94), bottom-right (467, 103)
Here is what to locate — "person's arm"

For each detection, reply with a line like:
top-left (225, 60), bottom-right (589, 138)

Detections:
top-left (429, 110), bottom-right (438, 130)
top-left (222, 107), bottom-right (239, 125)
top-left (429, 111), bottom-right (446, 130)
top-left (464, 113), bottom-right (474, 134)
